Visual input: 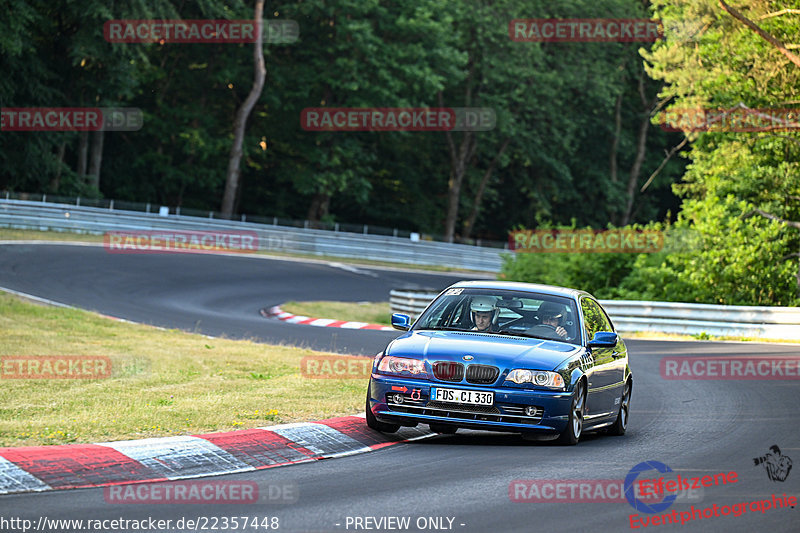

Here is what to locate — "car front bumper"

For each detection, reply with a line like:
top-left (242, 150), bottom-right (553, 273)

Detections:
top-left (368, 375), bottom-right (574, 435)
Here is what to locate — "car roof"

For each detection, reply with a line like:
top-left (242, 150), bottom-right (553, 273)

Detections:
top-left (446, 280), bottom-right (591, 301)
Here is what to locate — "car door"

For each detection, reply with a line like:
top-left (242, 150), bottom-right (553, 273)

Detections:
top-left (580, 297), bottom-right (620, 418)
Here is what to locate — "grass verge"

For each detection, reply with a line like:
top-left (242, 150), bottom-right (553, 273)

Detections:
top-left (281, 301), bottom-right (392, 326)
top-left (0, 291), bottom-right (371, 447)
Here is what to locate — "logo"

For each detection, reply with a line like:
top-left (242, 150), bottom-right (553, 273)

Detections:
top-left (624, 461), bottom-right (677, 514)
top-left (754, 445), bottom-right (793, 482)
top-left (462, 355), bottom-right (474, 361)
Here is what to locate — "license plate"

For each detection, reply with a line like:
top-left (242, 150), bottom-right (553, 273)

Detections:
top-left (431, 387), bottom-right (493, 405)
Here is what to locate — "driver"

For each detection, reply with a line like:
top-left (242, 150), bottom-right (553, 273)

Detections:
top-left (470, 296), bottom-right (498, 332)
top-left (537, 301), bottom-right (568, 340)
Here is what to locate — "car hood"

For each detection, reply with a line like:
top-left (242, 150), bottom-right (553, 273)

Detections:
top-left (386, 330), bottom-right (579, 371)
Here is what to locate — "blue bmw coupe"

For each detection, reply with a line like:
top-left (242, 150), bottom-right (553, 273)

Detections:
top-left (366, 281), bottom-right (632, 444)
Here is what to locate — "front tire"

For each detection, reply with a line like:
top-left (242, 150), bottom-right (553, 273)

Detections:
top-left (608, 379), bottom-right (631, 436)
top-left (557, 380), bottom-right (585, 445)
top-left (365, 391), bottom-right (400, 433)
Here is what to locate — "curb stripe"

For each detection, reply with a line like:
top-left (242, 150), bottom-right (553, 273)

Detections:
top-left (267, 423), bottom-right (371, 458)
top-left (198, 429), bottom-right (317, 469)
top-left (0, 456), bottom-right (51, 493)
top-left (97, 436), bottom-right (254, 479)
top-left (261, 306), bottom-right (395, 332)
top-left (0, 417), bottom-right (434, 495)
top-left (0, 444), bottom-right (158, 490)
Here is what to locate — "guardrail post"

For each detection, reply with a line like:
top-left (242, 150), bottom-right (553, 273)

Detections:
top-left (273, 217), bottom-right (277, 226)
top-left (209, 211), bottom-right (213, 219)
top-left (363, 225), bottom-right (368, 234)
top-left (335, 223), bottom-right (339, 232)
top-left (393, 228), bottom-right (398, 237)
top-left (109, 200), bottom-right (114, 211)
top-left (76, 197), bottom-right (80, 206)
top-left (42, 194), bottom-right (46, 203)
top-left (146, 203), bottom-right (150, 213)
top-left (304, 220), bottom-right (308, 229)
top-left (242, 214), bottom-right (246, 222)
top-left (176, 206), bottom-right (181, 216)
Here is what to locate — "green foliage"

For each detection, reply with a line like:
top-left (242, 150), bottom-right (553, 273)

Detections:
top-left (639, 0), bottom-right (800, 305)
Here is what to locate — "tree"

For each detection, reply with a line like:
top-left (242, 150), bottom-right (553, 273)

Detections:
top-left (220, 0), bottom-right (266, 217)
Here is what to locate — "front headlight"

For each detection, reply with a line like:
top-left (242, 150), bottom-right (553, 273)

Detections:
top-left (506, 369), bottom-right (564, 389)
top-left (377, 356), bottom-right (427, 377)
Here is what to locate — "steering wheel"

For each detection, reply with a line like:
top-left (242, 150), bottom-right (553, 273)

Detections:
top-left (527, 324), bottom-right (560, 337)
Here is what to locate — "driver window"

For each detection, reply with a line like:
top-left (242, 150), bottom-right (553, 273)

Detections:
top-left (580, 297), bottom-right (612, 341)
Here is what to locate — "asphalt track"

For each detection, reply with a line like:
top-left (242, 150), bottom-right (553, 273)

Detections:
top-left (1, 243), bottom-right (799, 533)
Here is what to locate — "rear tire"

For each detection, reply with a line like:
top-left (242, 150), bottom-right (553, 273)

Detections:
top-left (608, 379), bottom-right (631, 436)
top-left (365, 391), bottom-right (400, 433)
top-left (428, 423), bottom-right (457, 434)
top-left (557, 380), bottom-right (585, 445)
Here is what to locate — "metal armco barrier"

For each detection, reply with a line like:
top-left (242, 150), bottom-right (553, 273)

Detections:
top-left (389, 290), bottom-right (800, 340)
top-left (389, 290), bottom-right (442, 319)
top-left (0, 199), bottom-right (504, 272)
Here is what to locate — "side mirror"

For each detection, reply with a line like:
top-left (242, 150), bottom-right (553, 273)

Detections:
top-left (391, 313), bottom-right (412, 331)
top-left (587, 331), bottom-right (618, 349)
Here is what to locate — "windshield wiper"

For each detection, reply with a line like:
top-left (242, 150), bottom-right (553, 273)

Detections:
top-left (418, 326), bottom-right (468, 332)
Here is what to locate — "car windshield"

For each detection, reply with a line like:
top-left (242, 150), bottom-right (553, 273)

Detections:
top-left (413, 288), bottom-right (579, 343)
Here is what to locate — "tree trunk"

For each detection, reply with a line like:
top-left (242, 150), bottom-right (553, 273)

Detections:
top-left (87, 129), bottom-right (104, 191)
top-left (77, 131), bottom-right (88, 177)
top-left (49, 141), bottom-right (66, 192)
top-left (610, 92), bottom-right (622, 186)
top-left (306, 192), bottom-right (330, 223)
top-left (221, 0), bottom-right (267, 217)
top-left (462, 137), bottom-right (511, 240)
top-left (622, 76), bottom-right (654, 225)
top-left (443, 131), bottom-right (476, 243)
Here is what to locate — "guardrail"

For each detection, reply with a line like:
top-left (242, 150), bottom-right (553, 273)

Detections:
top-left (0, 199), bottom-right (505, 272)
top-left (389, 290), bottom-right (800, 340)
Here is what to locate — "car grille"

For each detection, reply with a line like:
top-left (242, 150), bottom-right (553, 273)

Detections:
top-left (432, 361), bottom-right (464, 382)
top-left (385, 392), bottom-right (543, 425)
top-left (465, 364), bottom-right (499, 384)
